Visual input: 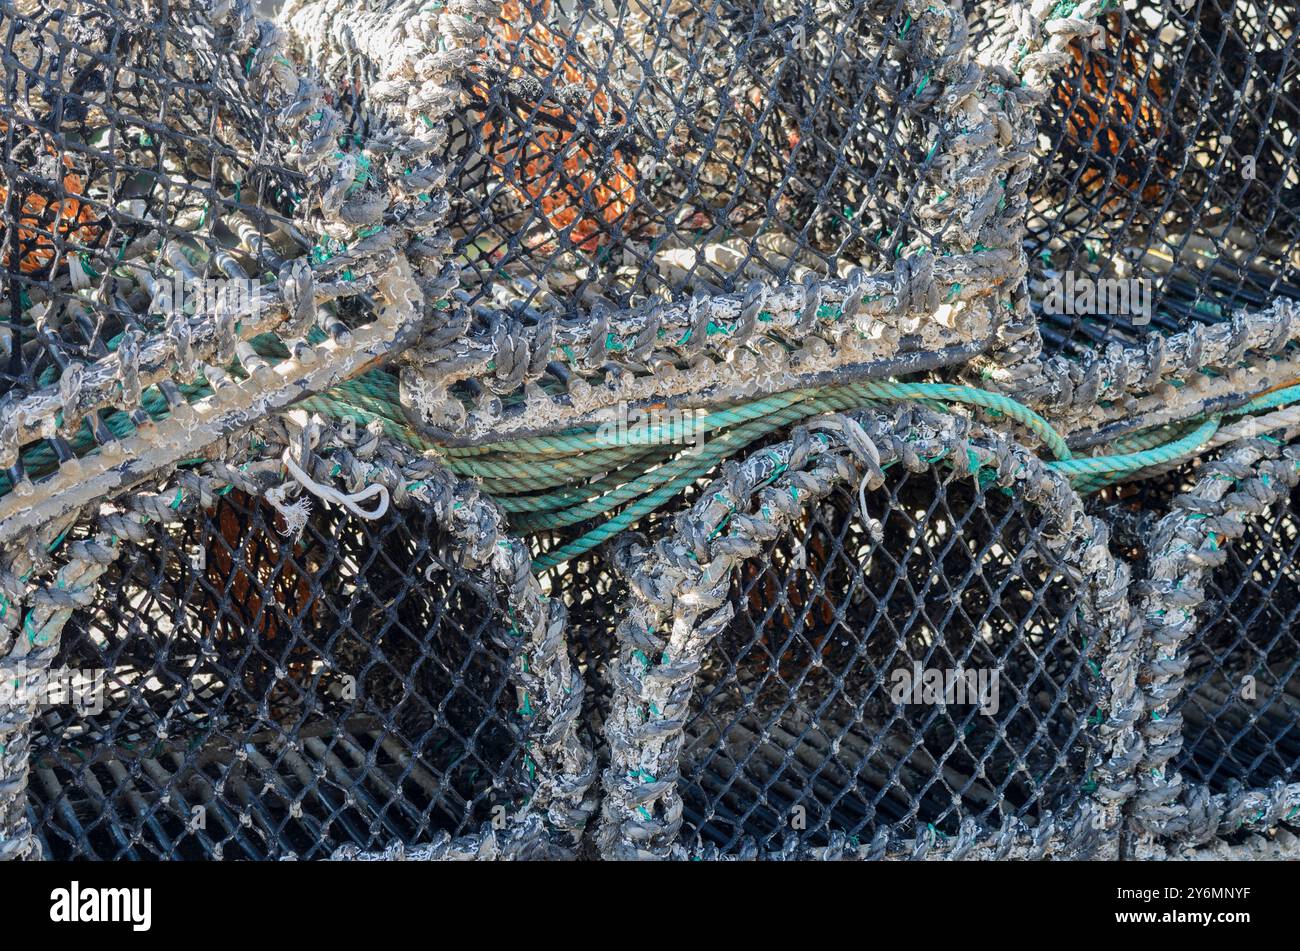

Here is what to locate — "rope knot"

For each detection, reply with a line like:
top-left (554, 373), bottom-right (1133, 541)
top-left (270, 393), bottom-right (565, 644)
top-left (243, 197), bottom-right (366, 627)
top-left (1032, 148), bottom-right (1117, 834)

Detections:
top-left (893, 252), bottom-right (939, 318)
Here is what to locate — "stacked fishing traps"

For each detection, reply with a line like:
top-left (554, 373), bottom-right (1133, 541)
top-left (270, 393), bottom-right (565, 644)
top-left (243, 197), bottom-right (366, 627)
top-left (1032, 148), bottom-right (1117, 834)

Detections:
top-left (1, 0), bottom-right (1299, 860)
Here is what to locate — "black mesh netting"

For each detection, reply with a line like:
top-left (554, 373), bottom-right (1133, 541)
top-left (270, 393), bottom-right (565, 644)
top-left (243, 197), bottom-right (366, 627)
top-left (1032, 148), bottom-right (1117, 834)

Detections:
top-left (1030, 0), bottom-right (1300, 356)
top-left (0, 0), bottom-right (305, 481)
top-left (676, 471), bottom-right (1098, 852)
top-left (25, 491), bottom-right (529, 859)
top-left (1173, 483), bottom-right (1300, 793)
top-left (10, 0), bottom-right (1300, 862)
top-left (431, 0), bottom-right (1300, 347)
top-left (444, 0), bottom-right (944, 317)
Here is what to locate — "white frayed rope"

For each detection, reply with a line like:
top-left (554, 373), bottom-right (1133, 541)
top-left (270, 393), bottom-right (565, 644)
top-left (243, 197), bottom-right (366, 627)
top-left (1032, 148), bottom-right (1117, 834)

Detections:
top-left (267, 449), bottom-right (390, 537)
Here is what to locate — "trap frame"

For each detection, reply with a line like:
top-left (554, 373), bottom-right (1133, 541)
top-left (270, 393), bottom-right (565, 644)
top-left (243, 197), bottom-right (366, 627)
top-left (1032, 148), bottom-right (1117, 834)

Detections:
top-left (1, 0), bottom-right (1299, 861)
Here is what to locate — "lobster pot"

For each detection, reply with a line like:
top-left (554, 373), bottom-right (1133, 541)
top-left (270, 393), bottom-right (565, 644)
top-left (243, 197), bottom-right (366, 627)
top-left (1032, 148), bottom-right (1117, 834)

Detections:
top-left (1174, 484), bottom-right (1300, 793)
top-left (0, 0), bottom-right (301, 397)
top-left (1030, 0), bottom-right (1300, 355)
top-left (448, 0), bottom-right (935, 316)
top-left (25, 494), bottom-right (529, 859)
top-left (678, 469), bottom-right (1098, 852)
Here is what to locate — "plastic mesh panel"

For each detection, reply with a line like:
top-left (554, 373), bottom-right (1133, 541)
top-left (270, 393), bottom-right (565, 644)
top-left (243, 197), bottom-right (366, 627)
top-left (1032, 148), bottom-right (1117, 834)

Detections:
top-left (25, 492), bottom-right (527, 859)
top-left (1030, 1), bottom-right (1300, 355)
top-left (1174, 484), bottom-right (1300, 793)
top-left (678, 472), bottom-right (1097, 852)
top-left (448, 0), bottom-right (939, 317)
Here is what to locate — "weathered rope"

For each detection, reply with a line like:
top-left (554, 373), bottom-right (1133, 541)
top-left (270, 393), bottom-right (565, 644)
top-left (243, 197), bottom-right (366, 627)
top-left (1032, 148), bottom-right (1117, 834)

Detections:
top-left (594, 403), bottom-right (1139, 859)
top-left (1175, 825), bottom-right (1300, 861)
top-left (328, 812), bottom-right (563, 861)
top-left (1130, 438), bottom-right (1300, 855)
top-left (274, 447), bottom-right (391, 526)
top-left (0, 258), bottom-right (425, 546)
top-left (996, 301), bottom-right (1300, 422)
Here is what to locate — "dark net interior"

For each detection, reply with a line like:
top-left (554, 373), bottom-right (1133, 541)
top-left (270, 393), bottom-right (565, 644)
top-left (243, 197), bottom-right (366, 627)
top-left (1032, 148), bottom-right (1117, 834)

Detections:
top-left (1030, 0), bottom-right (1300, 356)
top-left (25, 490), bottom-right (527, 860)
top-left (677, 472), bottom-right (1097, 851)
top-left (446, 0), bottom-right (942, 319)
top-left (1173, 483), bottom-right (1300, 794)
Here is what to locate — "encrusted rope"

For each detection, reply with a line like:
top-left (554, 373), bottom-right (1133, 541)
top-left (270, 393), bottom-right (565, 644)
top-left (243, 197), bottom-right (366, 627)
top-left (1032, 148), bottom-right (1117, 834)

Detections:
top-left (1129, 438), bottom-right (1300, 854)
top-left (594, 404), bottom-right (1139, 859)
top-left (0, 419), bottom-right (596, 860)
top-left (997, 301), bottom-right (1300, 423)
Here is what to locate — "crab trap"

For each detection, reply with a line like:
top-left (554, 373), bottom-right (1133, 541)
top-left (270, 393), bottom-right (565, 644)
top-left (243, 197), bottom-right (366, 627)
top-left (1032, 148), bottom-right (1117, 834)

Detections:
top-left (1030, 0), bottom-right (1300, 357)
top-left (25, 492), bottom-right (535, 860)
top-left (674, 468), bottom-right (1097, 853)
top-left (3, 0), bottom-right (1300, 862)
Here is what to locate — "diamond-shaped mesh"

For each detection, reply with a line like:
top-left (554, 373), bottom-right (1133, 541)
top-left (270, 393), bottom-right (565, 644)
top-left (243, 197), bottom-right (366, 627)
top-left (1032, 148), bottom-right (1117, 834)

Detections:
top-left (1, 0), bottom-right (299, 402)
top-left (448, 0), bottom-right (937, 316)
top-left (10, 0), bottom-right (1300, 864)
top-left (678, 472), bottom-right (1097, 852)
top-left (25, 491), bottom-right (527, 859)
top-left (1174, 484), bottom-right (1300, 793)
top-left (1030, 1), bottom-right (1300, 356)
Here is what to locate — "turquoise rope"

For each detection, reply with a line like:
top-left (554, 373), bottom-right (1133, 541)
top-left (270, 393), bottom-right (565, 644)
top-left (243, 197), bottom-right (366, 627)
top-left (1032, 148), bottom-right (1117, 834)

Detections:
top-left (1049, 417), bottom-right (1221, 478)
top-left (529, 420), bottom-right (790, 571)
top-left (11, 326), bottom-right (1300, 576)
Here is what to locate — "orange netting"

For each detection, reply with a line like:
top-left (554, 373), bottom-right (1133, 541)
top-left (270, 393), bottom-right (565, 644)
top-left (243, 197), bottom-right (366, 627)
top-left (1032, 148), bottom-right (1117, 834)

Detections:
top-left (478, 0), bottom-right (638, 253)
top-left (0, 124), bottom-right (103, 275)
